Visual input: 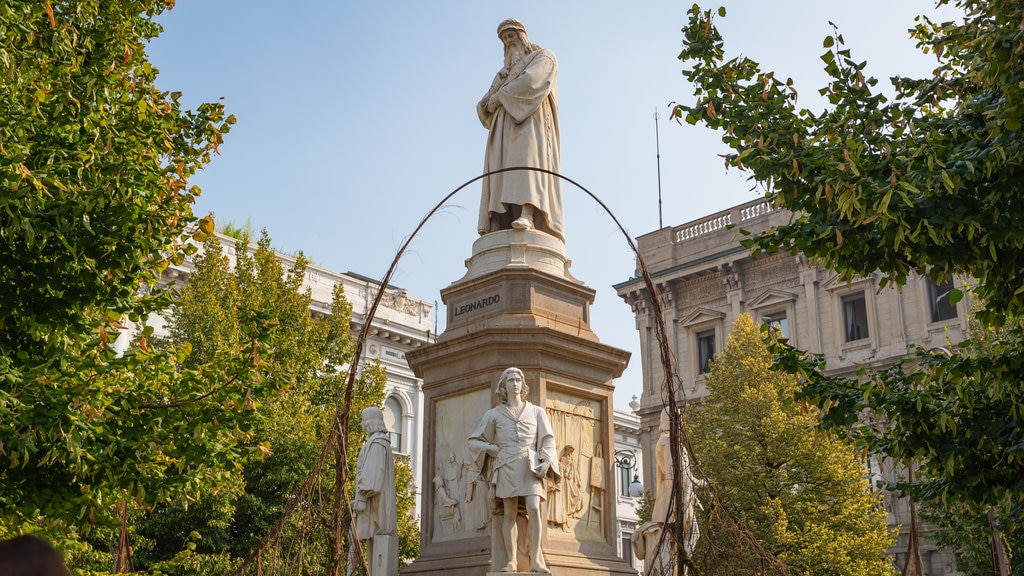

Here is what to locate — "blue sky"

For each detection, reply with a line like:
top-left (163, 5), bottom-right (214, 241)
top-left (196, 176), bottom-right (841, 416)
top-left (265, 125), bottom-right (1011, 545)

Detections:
top-left (148, 1), bottom-right (952, 409)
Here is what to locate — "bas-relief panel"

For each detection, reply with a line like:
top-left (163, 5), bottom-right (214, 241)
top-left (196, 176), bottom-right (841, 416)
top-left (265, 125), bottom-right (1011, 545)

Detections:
top-left (677, 275), bottom-right (723, 307)
top-left (544, 390), bottom-right (605, 542)
top-left (744, 259), bottom-right (801, 292)
top-left (432, 388), bottom-right (492, 543)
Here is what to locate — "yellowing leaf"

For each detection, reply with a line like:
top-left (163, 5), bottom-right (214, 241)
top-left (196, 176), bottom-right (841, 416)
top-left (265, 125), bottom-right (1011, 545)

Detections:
top-left (198, 215), bottom-right (215, 235)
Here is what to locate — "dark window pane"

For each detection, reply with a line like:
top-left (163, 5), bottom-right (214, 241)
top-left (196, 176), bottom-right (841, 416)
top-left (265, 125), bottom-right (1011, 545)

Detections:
top-left (697, 330), bottom-right (715, 374)
top-left (928, 277), bottom-right (958, 322)
top-left (621, 533), bottom-right (633, 566)
top-left (842, 293), bottom-right (869, 342)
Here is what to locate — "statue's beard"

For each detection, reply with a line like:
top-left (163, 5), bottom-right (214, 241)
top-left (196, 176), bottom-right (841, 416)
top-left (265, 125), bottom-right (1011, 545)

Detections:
top-left (504, 43), bottom-right (526, 71)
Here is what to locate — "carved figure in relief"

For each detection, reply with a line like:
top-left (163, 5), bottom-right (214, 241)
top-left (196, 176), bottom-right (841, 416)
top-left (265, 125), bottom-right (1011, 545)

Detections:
top-left (546, 444), bottom-right (583, 530)
top-left (477, 19), bottom-right (564, 241)
top-left (468, 367), bottom-right (561, 573)
top-left (433, 452), bottom-right (464, 534)
top-left (351, 407), bottom-right (398, 576)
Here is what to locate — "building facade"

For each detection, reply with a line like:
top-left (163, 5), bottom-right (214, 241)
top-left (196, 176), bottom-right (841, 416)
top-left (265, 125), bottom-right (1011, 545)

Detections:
top-left (615, 198), bottom-right (968, 574)
top-left (613, 406), bottom-right (644, 572)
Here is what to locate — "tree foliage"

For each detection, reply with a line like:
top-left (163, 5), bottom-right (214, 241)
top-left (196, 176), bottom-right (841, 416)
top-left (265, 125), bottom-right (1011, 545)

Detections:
top-left (675, 0), bottom-right (1024, 512)
top-left (132, 232), bottom-right (418, 575)
top-left (690, 315), bottom-right (896, 576)
top-left (921, 497), bottom-right (1023, 576)
top-left (0, 1), bottom-right (270, 565)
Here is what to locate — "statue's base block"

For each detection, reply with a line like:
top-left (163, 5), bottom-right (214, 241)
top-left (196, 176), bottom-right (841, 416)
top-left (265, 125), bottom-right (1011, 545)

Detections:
top-left (462, 229), bottom-right (575, 282)
top-left (370, 535), bottom-right (399, 576)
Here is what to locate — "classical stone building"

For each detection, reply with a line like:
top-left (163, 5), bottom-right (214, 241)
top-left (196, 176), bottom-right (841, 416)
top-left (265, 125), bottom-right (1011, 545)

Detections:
top-left (613, 406), bottom-right (644, 572)
top-left (615, 198), bottom-right (968, 574)
top-left (128, 232), bottom-right (435, 511)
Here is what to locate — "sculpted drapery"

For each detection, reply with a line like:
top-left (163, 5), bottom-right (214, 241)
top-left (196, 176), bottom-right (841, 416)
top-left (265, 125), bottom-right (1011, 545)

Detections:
top-left (353, 426), bottom-right (397, 541)
top-left (351, 407), bottom-right (398, 576)
top-left (467, 401), bottom-right (560, 500)
top-left (477, 19), bottom-right (564, 242)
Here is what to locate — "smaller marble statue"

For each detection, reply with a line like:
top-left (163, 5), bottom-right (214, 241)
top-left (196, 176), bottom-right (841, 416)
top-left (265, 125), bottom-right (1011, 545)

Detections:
top-left (468, 367), bottom-right (561, 573)
top-left (351, 407), bottom-right (398, 576)
top-left (634, 409), bottom-right (705, 576)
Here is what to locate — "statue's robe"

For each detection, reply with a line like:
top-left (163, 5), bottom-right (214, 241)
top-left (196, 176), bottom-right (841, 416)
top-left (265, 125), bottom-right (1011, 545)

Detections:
top-left (477, 48), bottom-right (563, 241)
top-left (354, 432), bottom-right (398, 540)
top-left (467, 401), bottom-right (561, 500)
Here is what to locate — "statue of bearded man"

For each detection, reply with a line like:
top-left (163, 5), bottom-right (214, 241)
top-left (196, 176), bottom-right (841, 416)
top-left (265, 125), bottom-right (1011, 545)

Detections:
top-left (477, 19), bottom-right (564, 242)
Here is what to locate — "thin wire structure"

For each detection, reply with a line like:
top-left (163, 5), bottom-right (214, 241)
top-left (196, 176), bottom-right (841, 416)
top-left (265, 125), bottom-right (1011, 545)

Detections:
top-left (229, 167), bottom-right (784, 576)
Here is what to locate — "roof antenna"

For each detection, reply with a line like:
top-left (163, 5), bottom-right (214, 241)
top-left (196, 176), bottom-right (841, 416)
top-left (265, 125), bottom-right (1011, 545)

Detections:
top-left (654, 108), bottom-right (664, 229)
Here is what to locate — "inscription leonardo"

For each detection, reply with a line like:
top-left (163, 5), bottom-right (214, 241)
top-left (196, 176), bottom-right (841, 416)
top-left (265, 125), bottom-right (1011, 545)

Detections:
top-left (452, 294), bottom-right (501, 317)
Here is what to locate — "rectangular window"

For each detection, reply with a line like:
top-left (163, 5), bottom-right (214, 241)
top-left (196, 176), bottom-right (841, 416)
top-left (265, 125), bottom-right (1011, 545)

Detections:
top-left (621, 533), bottom-right (634, 567)
top-left (928, 277), bottom-right (958, 322)
top-left (762, 311), bottom-right (789, 338)
top-left (696, 330), bottom-right (715, 374)
top-left (842, 293), bottom-right (869, 342)
top-left (619, 464), bottom-right (632, 497)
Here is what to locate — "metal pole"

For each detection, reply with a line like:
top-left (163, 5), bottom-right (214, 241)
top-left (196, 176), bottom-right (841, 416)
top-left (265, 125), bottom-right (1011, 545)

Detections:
top-left (654, 109), bottom-right (663, 229)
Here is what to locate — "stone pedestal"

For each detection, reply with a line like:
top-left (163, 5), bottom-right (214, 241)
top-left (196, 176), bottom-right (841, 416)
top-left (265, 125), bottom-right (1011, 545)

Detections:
top-left (370, 535), bottom-right (399, 576)
top-left (402, 230), bottom-right (634, 576)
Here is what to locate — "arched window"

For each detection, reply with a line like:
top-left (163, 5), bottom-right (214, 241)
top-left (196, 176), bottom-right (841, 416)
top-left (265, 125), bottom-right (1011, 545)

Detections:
top-left (382, 396), bottom-right (403, 453)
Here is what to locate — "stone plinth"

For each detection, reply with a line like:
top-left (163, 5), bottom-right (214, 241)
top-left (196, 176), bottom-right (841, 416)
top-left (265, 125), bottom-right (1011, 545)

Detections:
top-left (402, 231), bottom-right (633, 576)
top-left (461, 229), bottom-right (577, 282)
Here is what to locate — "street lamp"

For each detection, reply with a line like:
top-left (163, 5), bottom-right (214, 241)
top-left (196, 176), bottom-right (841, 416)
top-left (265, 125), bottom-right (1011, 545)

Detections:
top-left (613, 449), bottom-right (645, 498)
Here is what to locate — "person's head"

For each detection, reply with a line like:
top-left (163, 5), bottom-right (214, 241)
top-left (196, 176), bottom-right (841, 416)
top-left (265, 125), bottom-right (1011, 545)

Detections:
top-left (563, 445), bottom-right (575, 456)
top-left (495, 367), bottom-right (528, 403)
top-left (361, 406), bottom-right (387, 435)
top-left (0, 535), bottom-right (71, 576)
top-left (448, 451), bottom-right (457, 463)
top-left (496, 19), bottom-right (536, 68)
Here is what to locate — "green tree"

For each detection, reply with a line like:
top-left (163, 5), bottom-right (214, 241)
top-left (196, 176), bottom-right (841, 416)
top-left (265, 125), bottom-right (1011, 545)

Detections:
top-left (675, 0), bottom-right (1024, 513)
top-left (913, 310), bottom-right (1024, 576)
top-left (690, 315), bottom-right (896, 576)
top-left (0, 1), bottom-right (276, 567)
top-left (134, 231), bottom-right (418, 575)
top-left (921, 498), bottom-right (1022, 576)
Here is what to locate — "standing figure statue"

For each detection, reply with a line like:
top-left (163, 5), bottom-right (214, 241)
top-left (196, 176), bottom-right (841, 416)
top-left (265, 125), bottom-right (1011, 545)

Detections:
top-left (477, 19), bottom-right (564, 242)
top-left (351, 407), bottom-right (398, 576)
top-left (635, 409), bottom-right (705, 576)
top-left (468, 367), bottom-right (561, 573)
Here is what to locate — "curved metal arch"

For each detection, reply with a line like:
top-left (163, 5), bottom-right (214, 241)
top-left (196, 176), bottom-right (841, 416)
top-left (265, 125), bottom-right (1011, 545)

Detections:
top-left (233, 166), bottom-right (775, 576)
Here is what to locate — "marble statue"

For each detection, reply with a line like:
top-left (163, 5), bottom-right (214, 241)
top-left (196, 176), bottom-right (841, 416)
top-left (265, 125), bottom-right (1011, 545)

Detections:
top-left (634, 409), bottom-right (705, 576)
top-left (477, 19), bottom-right (564, 242)
top-left (351, 407), bottom-right (398, 576)
top-left (468, 367), bottom-right (561, 573)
